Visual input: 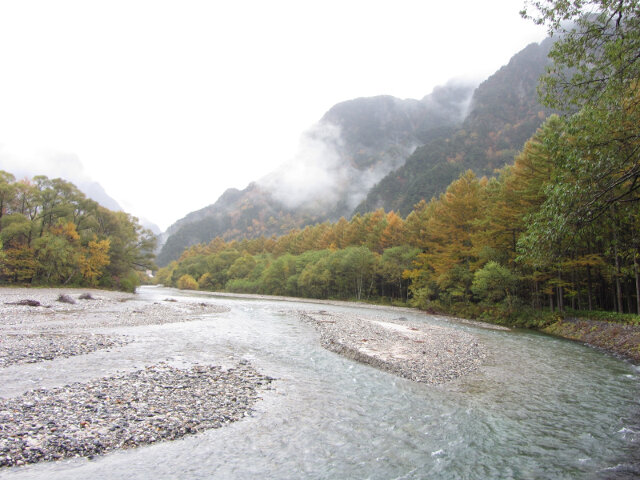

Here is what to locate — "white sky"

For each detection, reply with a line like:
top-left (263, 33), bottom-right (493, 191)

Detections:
top-left (0, 0), bottom-right (547, 231)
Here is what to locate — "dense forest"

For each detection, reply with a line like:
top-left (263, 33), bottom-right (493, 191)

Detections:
top-left (0, 172), bottom-right (156, 291)
top-left (157, 0), bottom-right (640, 325)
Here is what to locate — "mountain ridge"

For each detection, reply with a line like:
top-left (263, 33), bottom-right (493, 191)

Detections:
top-left (157, 39), bottom-right (553, 266)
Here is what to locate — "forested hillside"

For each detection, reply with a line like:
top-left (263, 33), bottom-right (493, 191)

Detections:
top-left (158, 39), bottom-right (553, 266)
top-left (157, 114), bottom-right (640, 319)
top-left (158, 0), bottom-right (640, 324)
top-left (156, 84), bottom-right (475, 266)
top-left (156, 183), bottom-right (323, 267)
top-left (356, 38), bottom-right (554, 215)
top-left (0, 172), bottom-right (156, 291)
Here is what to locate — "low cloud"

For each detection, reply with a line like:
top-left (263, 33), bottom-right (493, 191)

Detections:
top-left (259, 122), bottom-right (347, 210)
top-left (258, 119), bottom-right (416, 216)
top-left (0, 145), bottom-right (89, 183)
top-left (0, 144), bottom-right (123, 212)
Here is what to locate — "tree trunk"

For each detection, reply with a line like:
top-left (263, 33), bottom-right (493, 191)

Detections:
top-left (612, 207), bottom-right (624, 313)
top-left (634, 251), bottom-right (640, 314)
top-left (586, 263), bottom-right (593, 311)
top-left (614, 242), bottom-right (623, 313)
top-left (557, 269), bottom-right (564, 312)
top-left (557, 285), bottom-right (564, 312)
top-left (571, 269), bottom-right (577, 310)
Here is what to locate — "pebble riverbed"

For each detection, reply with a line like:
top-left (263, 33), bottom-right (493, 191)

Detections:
top-left (0, 288), bottom-right (273, 468)
top-left (298, 309), bottom-right (487, 384)
top-left (0, 362), bottom-right (273, 467)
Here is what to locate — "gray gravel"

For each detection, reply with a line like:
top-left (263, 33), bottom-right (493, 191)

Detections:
top-left (0, 288), bottom-right (230, 366)
top-left (0, 287), bottom-right (487, 469)
top-left (0, 287), bottom-right (273, 468)
top-left (0, 333), bottom-right (130, 368)
top-left (0, 362), bottom-right (274, 467)
top-left (298, 310), bottom-right (486, 384)
top-left (0, 288), bottom-right (230, 332)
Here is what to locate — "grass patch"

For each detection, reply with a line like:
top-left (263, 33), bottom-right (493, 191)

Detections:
top-left (564, 309), bottom-right (640, 325)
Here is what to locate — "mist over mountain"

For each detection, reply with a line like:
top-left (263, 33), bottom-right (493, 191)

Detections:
top-left (258, 81), bottom-right (475, 217)
top-left (157, 39), bottom-right (552, 266)
top-left (156, 82), bottom-right (474, 266)
top-left (356, 38), bottom-right (554, 215)
top-left (0, 149), bottom-right (122, 209)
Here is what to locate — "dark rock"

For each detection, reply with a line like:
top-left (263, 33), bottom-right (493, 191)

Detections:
top-left (57, 294), bottom-right (76, 305)
top-left (6, 299), bottom-right (41, 307)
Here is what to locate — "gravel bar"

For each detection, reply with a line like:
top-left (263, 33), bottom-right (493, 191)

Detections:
top-left (0, 288), bottom-right (230, 366)
top-left (0, 287), bottom-right (274, 468)
top-left (0, 362), bottom-right (274, 467)
top-left (0, 333), bottom-right (130, 368)
top-left (298, 310), bottom-right (486, 384)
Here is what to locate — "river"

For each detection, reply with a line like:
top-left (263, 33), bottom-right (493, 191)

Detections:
top-left (1, 286), bottom-right (639, 479)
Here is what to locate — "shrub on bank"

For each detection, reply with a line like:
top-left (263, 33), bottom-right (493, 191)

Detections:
top-left (177, 274), bottom-right (198, 291)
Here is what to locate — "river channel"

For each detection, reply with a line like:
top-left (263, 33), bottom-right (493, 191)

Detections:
top-left (1, 286), bottom-right (639, 479)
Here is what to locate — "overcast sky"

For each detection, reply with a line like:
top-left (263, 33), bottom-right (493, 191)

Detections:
top-left (0, 1), bottom-right (546, 231)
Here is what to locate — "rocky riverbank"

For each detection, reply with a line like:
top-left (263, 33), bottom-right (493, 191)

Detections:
top-left (0, 287), bottom-right (273, 468)
top-left (0, 333), bottom-right (130, 368)
top-left (298, 309), bottom-right (487, 384)
top-left (544, 317), bottom-right (640, 364)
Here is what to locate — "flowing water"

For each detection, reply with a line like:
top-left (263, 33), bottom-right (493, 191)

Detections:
top-left (1, 286), bottom-right (639, 479)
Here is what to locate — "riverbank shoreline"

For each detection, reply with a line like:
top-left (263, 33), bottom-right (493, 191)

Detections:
top-left (0, 285), bottom-right (492, 467)
top-left (543, 317), bottom-right (640, 364)
top-left (2, 286), bottom-right (637, 468)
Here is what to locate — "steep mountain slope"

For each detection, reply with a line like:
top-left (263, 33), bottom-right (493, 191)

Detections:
top-left (158, 38), bottom-right (554, 266)
top-left (156, 83), bottom-right (473, 265)
top-left (356, 38), bottom-right (554, 215)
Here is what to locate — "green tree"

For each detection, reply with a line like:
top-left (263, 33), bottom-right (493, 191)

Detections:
top-left (261, 254), bottom-right (297, 296)
top-left (33, 222), bottom-right (81, 284)
top-left (521, 0), bottom-right (640, 110)
top-left (378, 245), bottom-right (420, 300)
top-left (472, 261), bottom-right (517, 303)
top-left (227, 253), bottom-right (257, 280)
top-left (341, 246), bottom-right (377, 300)
top-left (297, 251), bottom-right (332, 298)
top-left (97, 209), bottom-right (157, 287)
top-left (521, 0), bottom-right (640, 224)
top-left (0, 171), bottom-right (16, 228)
